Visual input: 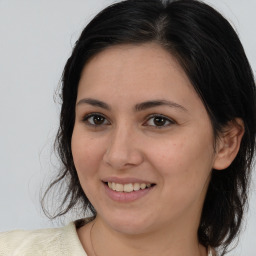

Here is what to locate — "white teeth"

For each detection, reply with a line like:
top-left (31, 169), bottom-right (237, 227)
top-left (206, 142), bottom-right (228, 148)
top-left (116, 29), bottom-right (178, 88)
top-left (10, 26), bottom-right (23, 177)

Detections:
top-left (133, 183), bottom-right (140, 191)
top-left (124, 183), bottom-right (133, 192)
top-left (140, 183), bottom-right (146, 189)
top-left (107, 182), bottom-right (153, 192)
top-left (115, 183), bottom-right (124, 192)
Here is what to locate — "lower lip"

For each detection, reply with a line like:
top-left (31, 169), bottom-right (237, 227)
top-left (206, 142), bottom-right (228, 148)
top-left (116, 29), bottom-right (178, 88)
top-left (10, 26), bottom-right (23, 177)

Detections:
top-left (103, 183), bottom-right (154, 202)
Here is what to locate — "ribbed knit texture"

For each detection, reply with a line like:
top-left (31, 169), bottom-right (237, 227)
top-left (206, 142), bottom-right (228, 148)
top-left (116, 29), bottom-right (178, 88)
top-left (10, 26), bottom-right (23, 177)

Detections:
top-left (0, 222), bottom-right (87, 256)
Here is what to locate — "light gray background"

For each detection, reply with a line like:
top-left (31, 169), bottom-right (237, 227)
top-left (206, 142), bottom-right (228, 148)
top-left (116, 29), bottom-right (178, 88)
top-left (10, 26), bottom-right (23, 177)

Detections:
top-left (0, 0), bottom-right (255, 255)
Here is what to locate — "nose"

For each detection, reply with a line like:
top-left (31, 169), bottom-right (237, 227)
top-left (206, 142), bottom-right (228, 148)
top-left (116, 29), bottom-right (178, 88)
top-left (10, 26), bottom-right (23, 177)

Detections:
top-left (103, 125), bottom-right (144, 170)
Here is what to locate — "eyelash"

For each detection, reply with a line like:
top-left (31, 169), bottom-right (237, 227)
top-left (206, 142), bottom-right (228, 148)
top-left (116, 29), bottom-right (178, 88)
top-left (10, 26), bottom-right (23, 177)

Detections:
top-left (144, 114), bottom-right (176, 128)
top-left (82, 113), bottom-right (175, 128)
top-left (82, 112), bottom-right (110, 127)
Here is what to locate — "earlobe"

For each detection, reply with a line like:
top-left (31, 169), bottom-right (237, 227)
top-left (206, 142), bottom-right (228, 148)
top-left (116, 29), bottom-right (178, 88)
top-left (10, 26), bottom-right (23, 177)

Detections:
top-left (213, 118), bottom-right (244, 170)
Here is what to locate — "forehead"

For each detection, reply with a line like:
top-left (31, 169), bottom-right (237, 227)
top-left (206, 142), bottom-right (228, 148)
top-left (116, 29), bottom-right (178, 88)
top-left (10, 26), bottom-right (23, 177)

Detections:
top-left (81, 43), bottom-right (187, 83)
top-left (77, 43), bottom-right (202, 111)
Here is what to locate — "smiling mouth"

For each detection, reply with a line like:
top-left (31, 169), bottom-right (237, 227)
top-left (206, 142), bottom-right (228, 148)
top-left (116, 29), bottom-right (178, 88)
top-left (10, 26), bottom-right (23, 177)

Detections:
top-left (105, 182), bottom-right (156, 193)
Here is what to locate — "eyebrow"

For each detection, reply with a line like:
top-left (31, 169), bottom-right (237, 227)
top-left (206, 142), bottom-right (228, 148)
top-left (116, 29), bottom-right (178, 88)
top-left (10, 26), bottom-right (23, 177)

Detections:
top-left (76, 98), bottom-right (187, 112)
top-left (135, 100), bottom-right (187, 112)
top-left (76, 98), bottom-right (111, 110)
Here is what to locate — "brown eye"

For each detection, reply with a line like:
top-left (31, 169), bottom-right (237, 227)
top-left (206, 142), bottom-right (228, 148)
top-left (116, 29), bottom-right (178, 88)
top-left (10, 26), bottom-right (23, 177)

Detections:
top-left (153, 116), bottom-right (167, 126)
top-left (93, 115), bottom-right (105, 125)
top-left (84, 114), bottom-right (110, 126)
top-left (145, 115), bottom-right (174, 128)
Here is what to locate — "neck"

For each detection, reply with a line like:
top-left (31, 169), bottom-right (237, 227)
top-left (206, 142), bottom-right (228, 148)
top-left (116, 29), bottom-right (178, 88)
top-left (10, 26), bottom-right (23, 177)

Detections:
top-left (85, 216), bottom-right (207, 256)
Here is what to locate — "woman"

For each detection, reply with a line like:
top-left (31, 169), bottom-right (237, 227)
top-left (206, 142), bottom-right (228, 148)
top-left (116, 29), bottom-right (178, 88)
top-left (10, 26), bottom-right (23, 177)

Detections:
top-left (1, 0), bottom-right (255, 255)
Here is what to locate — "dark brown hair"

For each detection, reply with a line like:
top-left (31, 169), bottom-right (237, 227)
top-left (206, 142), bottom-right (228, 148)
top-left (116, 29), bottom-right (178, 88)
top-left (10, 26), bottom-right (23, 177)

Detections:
top-left (42, 0), bottom-right (256, 255)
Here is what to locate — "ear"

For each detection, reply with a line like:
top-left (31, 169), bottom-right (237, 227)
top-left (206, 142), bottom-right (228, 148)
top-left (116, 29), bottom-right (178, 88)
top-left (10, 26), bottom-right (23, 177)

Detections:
top-left (213, 118), bottom-right (244, 170)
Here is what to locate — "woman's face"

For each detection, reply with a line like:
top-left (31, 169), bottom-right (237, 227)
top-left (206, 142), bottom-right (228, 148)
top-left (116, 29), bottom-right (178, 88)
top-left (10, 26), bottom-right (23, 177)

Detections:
top-left (72, 43), bottom-right (219, 235)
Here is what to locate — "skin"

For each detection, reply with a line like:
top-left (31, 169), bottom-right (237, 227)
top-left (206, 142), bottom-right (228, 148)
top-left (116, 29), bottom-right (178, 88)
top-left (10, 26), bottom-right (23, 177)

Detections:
top-left (71, 43), bottom-right (243, 256)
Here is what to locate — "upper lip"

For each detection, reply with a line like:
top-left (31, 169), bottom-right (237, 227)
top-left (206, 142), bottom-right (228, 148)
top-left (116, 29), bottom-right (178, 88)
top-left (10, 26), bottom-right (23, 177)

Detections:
top-left (102, 177), bottom-right (155, 184)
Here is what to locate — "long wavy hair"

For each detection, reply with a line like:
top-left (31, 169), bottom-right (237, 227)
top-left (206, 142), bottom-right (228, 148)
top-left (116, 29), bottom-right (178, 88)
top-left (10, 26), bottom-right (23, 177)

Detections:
top-left (42, 0), bottom-right (256, 255)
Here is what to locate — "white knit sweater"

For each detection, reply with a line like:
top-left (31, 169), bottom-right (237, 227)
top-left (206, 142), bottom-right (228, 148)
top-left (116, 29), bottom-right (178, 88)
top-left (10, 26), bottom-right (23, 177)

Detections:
top-left (0, 222), bottom-right (87, 256)
top-left (0, 221), bottom-right (215, 256)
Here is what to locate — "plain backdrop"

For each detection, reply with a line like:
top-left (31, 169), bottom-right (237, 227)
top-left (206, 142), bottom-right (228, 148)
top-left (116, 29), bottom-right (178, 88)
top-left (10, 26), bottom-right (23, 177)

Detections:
top-left (0, 0), bottom-right (255, 255)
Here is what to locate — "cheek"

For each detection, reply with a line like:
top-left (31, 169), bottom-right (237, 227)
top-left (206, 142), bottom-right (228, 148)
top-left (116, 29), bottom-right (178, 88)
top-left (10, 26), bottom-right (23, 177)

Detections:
top-left (149, 132), bottom-right (214, 189)
top-left (147, 137), bottom-right (213, 218)
top-left (71, 130), bottom-right (104, 202)
top-left (71, 129), bottom-right (103, 178)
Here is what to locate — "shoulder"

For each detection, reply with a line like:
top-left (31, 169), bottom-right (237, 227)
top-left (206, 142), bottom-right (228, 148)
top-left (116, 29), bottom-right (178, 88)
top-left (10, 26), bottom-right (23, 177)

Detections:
top-left (0, 221), bottom-right (87, 256)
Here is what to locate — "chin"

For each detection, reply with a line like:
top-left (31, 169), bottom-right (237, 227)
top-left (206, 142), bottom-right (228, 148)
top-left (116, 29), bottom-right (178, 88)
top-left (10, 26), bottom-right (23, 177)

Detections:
top-left (99, 211), bottom-right (155, 235)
